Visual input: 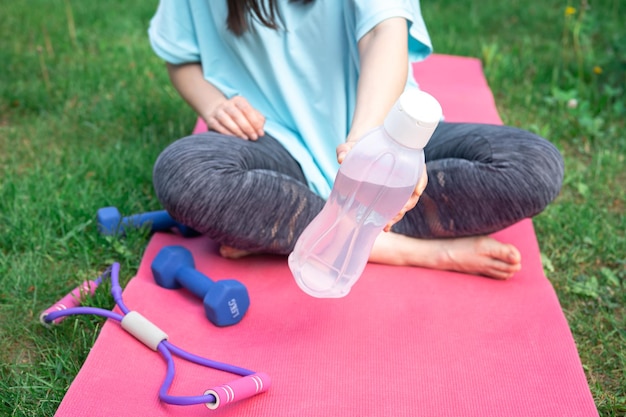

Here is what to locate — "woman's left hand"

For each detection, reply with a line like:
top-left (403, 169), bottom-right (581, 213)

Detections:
top-left (383, 169), bottom-right (428, 232)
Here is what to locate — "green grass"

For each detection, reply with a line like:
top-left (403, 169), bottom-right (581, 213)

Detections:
top-left (1, 0), bottom-right (624, 415)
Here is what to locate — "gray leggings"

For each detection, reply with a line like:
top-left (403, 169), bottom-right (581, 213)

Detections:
top-left (153, 123), bottom-right (564, 254)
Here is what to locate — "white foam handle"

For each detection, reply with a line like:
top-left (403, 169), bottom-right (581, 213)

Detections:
top-left (121, 311), bottom-right (168, 351)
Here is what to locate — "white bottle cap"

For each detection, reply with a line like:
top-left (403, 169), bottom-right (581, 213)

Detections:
top-left (383, 89), bottom-right (443, 149)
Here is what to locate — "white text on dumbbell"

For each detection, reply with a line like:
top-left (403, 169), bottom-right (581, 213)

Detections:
top-left (228, 299), bottom-right (241, 318)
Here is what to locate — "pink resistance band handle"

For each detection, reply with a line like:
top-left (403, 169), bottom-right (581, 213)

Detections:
top-left (39, 280), bottom-right (99, 324)
top-left (204, 373), bottom-right (271, 410)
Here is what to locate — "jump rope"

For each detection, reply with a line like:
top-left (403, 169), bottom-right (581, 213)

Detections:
top-left (40, 262), bottom-right (270, 410)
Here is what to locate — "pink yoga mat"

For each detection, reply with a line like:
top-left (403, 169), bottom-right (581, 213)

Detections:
top-left (55, 54), bottom-right (598, 417)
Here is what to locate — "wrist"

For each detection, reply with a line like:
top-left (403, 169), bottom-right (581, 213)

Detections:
top-left (347, 125), bottom-right (378, 144)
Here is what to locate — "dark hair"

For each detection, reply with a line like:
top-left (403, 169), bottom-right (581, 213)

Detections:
top-left (227, 0), bottom-right (314, 36)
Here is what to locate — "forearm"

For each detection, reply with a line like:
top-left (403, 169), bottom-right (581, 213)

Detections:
top-left (348, 17), bottom-right (409, 142)
top-left (166, 62), bottom-right (227, 123)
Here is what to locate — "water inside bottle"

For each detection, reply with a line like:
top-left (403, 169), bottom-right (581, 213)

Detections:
top-left (289, 170), bottom-right (415, 297)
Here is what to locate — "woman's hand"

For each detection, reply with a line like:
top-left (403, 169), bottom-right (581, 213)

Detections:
top-left (337, 140), bottom-right (429, 232)
top-left (165, 63), bottom-right (265, 140)
top-left (206, 95), bottom-right (266, 140)
top-left (383, 169), bottom-right (428, 232)
top-left (335, 138), bottom-right (359, 164)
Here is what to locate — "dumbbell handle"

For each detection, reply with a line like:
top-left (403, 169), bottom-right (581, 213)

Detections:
top-left (120, 210), bottom-right (180, 232)
top-left (174, 266), bottom-right (215, 300)
top-left (98, 207), bottom-right (199, 237)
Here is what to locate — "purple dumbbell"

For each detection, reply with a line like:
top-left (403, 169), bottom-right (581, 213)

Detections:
top-left (151, 246), bottom-right (250, 327)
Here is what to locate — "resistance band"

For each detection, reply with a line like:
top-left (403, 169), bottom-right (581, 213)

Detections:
top-left (40, 263), bottom-right (270, 410)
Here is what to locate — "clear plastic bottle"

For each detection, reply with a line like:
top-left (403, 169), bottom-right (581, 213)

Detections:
top-left (288, 89), bottom-right (443, 298)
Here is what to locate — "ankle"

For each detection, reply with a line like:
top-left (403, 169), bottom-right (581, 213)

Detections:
top-left (371, 232), bottom-right (432, 267)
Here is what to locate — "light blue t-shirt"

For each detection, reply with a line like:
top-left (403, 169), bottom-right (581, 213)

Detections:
top-left (148, 0), bottom-right (432, 198)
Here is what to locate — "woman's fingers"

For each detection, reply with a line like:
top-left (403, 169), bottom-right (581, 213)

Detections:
top-left (383, 168), bottom-right (428, 232)
top-left (233, 97), bottom-right (265, 138)
top-left (207, 108), bottom-right (248, 138)
top-left (415, 167), bottom-right (428, 195)
top-left (206, 96), bottom-right (265, 140)
top-left (336, 141), bottom-right (357, 164)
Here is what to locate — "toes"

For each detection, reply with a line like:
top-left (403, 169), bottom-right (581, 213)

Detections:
top-left (504, 244), bottom-right (522, 264)
top-left (487, 261), bottom-right (521, 280)
top-left (472, 238), bottom-right (521, 279)
top-left (485, 254), bottom-right (522, 280)
top-left (219, 245), bottom-right (251, 259)
top-left (479, 239), bottom-right (521, 266)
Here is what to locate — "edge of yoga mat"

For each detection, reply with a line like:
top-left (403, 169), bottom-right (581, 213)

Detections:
top-left (54, 54), bottom-right (599, 417)
top-left (191, 54), bottom-right (504, 133)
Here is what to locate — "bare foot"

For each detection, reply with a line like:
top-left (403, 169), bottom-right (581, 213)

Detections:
top-left (370, 232), bottom-right (521, 280)
top-left (219, 245), bottom-right (252, 259)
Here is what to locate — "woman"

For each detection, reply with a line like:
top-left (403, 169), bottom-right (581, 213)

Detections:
top-left (148, 0), bottom-right (564, 280)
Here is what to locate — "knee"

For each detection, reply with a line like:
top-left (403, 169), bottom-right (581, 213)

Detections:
top-left (530, 134), bottom-right (564, 202)
top-left (152, 134), bottom-right (227, 216)
top-left (507, 130), bottom-right (565, 215)
top-left (153, 136), bottom-right (190, 211)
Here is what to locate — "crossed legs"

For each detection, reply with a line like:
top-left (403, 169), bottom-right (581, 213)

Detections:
top-left (153, 123), bottom-right (563, 279)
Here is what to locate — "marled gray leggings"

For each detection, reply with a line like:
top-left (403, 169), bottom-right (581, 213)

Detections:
top-left (153, 123), bottom-right (564, 254)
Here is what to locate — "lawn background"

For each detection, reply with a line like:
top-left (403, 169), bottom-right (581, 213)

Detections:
top-left (1, 0), bottom-right (624, 416)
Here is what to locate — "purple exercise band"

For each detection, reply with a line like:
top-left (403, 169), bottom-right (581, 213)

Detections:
top-left (41, 263), bottom-right (270, 409)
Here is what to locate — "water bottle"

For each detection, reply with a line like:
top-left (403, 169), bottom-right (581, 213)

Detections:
top-left (288, 89), bottom-right (442, 298)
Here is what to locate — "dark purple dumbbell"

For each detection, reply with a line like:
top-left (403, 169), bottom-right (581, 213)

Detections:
top-left (97, 206), bottom-right (199, 237)
top-left (150, 245), bottom-right (250, 327)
